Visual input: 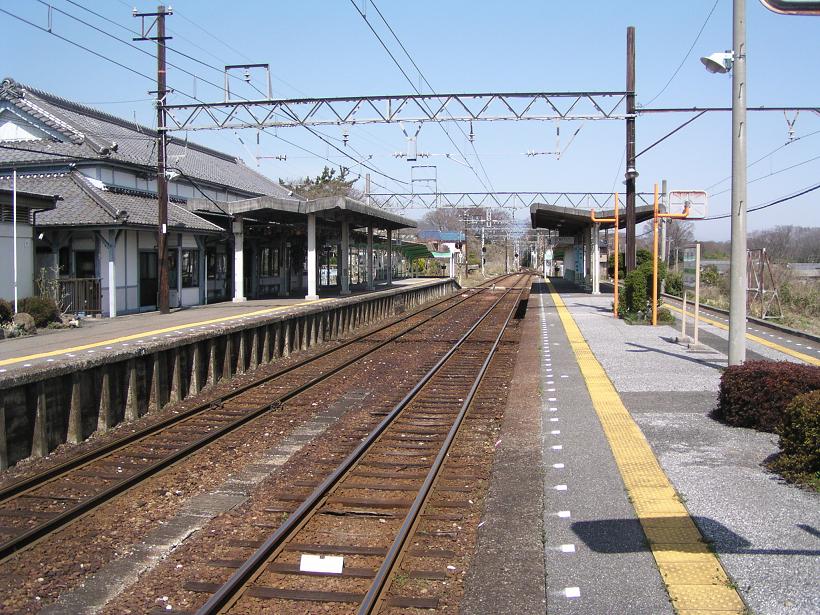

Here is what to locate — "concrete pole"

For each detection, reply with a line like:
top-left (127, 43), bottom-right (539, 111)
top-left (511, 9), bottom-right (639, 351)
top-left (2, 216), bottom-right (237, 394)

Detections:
top-left (366, 224), bottom-right (374, 290)
top-left (306, 213), bottom-right (319, 300)
top-left (107, 230), bottom-right (117, 317)
top-left (386, 229), bottom-right (393, 286)
top-left (340, 220), bottom-right (350, 295)
top-left (232, 218), bottom-right (245, 302)
top-left (592, 223), bottom-right (601, 294)
top-left (660, 179), bottom-right (668, 294)
top-left (728, 0), bottom-right (747, 366)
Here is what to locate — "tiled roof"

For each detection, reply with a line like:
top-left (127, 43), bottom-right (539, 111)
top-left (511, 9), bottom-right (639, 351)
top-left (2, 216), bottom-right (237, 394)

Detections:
top-left (0, 78), bottom-right (292, 198)
top-left (0, 170), bottom-right (222, 232)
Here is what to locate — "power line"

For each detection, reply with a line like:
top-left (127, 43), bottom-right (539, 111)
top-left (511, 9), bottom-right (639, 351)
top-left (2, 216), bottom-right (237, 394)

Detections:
top-left (642, 0), bottom-right (720, 107)
top-left (366, 0), bottom-right (496, 191)
top-left (0, 8), bottom-right (154, 82)
top-left (704, 182), bottom-right (820, 220)
top-left (704, 128), bottom-right (820, 191)
top-left (349, 0), bottom-right (492, 193)
top-left (4, 4), bottom-right (406, 189)
top-left (710, 153), bottom-right (820, 197)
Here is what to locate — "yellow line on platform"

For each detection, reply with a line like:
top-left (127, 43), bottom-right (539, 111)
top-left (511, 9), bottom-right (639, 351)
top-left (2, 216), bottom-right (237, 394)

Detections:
top-left (0, 298), bottom-right (331, 368)
top-left (666, 304), bottom-right (819, 366)
top-left (547, 281), bottom-right (745, 615)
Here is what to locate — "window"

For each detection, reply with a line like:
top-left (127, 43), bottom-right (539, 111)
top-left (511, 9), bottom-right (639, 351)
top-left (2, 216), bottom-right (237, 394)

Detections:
top-left (181, 249), bottom-right (199, 287)
top-left (207, 249), bottom-right (226, 280)
top-left (259, 247), bottom-right (279, 276)
top-left (167, 251), bottom-right (177, 289)
top-left (74, 251), bottom-right (96, 278)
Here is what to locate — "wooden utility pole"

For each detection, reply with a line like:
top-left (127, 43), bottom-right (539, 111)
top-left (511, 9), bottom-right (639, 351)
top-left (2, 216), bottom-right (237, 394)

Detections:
top-left (134, 5), bottom-right (172, 314)
top-left (625, 26), bottom-right (637, 272)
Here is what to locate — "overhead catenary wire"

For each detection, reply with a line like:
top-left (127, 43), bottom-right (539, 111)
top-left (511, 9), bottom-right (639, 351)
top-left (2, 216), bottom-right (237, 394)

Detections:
top-left (349, 0), bottom-right (493, 194)
top-left (366, 0), bottom-right (496, 192)
top-left (3, 3), bottom-right (407, 189)
top-left (704, 182), bottom-right (820, 220)
top-left (641, 0), bottom-right (720, 107)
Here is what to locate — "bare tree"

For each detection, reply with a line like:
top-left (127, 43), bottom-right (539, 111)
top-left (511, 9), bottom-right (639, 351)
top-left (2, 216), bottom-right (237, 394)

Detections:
top-left (666, 219), bottom-right (695, 265)
top-left (418, 208), bottom-right (463, 231)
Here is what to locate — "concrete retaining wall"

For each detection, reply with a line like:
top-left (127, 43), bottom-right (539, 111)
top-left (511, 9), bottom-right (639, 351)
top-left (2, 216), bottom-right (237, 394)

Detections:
top-left (0, 279), bottom-right (458, 469)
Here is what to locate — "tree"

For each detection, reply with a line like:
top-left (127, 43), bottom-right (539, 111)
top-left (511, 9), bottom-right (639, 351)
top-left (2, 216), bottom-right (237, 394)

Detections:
top-left (279, 166), bottom-right (359, 200)
top-left (666, 219), bottom-right (695, 266)
top-left (418, 208), bottom-right (463, 232)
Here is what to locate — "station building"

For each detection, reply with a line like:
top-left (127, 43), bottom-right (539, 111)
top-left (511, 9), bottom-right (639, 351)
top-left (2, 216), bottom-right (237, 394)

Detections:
top-left (0, 78), bottom-right (415, 316)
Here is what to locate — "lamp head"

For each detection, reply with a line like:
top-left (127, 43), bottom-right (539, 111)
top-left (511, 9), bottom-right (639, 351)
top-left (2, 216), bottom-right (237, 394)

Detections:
top-left (700, 51), bottom-right (734, 74)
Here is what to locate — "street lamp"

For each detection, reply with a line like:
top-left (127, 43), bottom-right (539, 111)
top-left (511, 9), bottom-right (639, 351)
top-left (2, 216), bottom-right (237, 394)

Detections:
top-left (702, 0), bottom-right (747, 366)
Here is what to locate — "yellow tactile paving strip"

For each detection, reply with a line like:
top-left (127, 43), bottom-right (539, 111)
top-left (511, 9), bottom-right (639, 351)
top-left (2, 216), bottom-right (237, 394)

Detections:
top-left (0, 298), bottom-right (331, 368)
top-left (547, 281), bottom-right (746, 615)
top-left (666, 303), bottom-right (819, 367)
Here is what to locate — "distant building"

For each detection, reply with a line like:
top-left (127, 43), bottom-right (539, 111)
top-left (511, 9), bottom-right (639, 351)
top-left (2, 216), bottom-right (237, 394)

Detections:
top-left (0, 78), bottom-right (413, 315)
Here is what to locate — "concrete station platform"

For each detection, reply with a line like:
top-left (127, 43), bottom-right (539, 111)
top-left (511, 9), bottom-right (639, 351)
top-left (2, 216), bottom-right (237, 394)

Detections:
top-left (0, 278), bottom-right (431, 376)
top-left (463, 278), bottom-right (818, 615)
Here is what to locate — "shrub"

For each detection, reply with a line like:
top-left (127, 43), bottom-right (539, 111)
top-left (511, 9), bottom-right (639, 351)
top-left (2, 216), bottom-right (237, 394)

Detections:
top-left (619, 258), bottom-right (667, 316)
top-left (0, 299), bottom-right (12, 324)
top-left (713, 361), bottom-right (820, 433)
top-left (666, 270), bottom-right (683, 297)
top-left (18, 296), bottom-right (60, 328)
top-left (701, 265), bottom-right (720, 286)
top-left (768, 390), bottom-right (820, 487)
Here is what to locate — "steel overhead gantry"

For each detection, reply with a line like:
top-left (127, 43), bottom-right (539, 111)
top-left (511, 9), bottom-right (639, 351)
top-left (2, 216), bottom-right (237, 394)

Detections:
top-left (163, 91), bottom-right (630, 131)
top-left (365, 191), bottom-right (655, 210)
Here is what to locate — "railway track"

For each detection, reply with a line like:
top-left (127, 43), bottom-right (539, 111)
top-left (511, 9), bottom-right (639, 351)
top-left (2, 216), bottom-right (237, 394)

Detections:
top-left (0, 275), bottom-right (517, 563)
top-left (183, 273), bottom-right (532, 614)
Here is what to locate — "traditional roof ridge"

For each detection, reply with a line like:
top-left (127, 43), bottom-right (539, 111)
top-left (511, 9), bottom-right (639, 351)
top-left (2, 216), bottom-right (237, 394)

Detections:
top-left (1, 79), bottom-right (87, 146)
top-left (2, 78), bottom-right (239, 163)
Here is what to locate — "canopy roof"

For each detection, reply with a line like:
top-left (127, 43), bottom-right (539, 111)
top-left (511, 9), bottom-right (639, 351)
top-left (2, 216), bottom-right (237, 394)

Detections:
top-left (530, 202), bottom-right (655, 235)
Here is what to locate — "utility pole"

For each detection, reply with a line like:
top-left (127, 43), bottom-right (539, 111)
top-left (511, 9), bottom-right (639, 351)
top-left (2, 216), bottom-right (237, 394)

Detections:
top-left (625, 26), bottom-right (637, 272)
top-left (729, 0), bottom-right (747, 365)
top-left (134, 5), bottom-right (172, 314)
top-left (480, 225), bottom-right (485, 276)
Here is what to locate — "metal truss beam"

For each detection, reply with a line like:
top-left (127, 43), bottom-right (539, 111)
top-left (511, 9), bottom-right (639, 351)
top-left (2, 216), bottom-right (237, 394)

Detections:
top-left (367, 191), bottom-right (654, 210)
top-left (164, 91), bottom-right (630, 132)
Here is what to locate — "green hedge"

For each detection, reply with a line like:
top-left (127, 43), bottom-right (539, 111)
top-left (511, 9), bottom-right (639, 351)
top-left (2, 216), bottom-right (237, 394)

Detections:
top-left (0, 299), bottom-right (11, 324)
top-left (712, 361), bottom-right (820, 433)
top-left (18, 296), bottom-right (60, 328)
top-left (769, 390), bottom-right (820, 487)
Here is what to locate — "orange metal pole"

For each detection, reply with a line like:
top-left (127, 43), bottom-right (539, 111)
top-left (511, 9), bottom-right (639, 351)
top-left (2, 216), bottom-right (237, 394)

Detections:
top-left (652, 183), bottom-right (659, 326)
top-left (614, 193), bottom-right (619, 318)
top-left (591, 195), bottom-right (620, 318)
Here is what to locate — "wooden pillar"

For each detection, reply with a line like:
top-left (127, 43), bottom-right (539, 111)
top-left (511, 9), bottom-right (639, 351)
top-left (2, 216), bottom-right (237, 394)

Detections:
top-left (223, 334), bottom-right (234, 381)
top-left (236, 331), bottom-right (246, 375)
top-left (0, 400), bottom-right (6, 471)
top-left (170, 348), bottom-right (182, 403)
top-left (152, 352), bottom-right (165, 412)
top-left (97, 366), bottom-right (112, 432)
top-left (207, 338), bottom-right (218, 387)
top-left (31, 383), bottom-right (49, 458)
top-left (273, 323), bottom-right (282, 359)
top-left (283, 321), bottom-right (291, 357)
top-left (125, 359), bottom-right (140, 421)
top-left (190, 343), bottom-right (204, 397)
top-left (67, 372), bottom-right (83, 444)
top-left (261, 326), bottom-right (271, 365)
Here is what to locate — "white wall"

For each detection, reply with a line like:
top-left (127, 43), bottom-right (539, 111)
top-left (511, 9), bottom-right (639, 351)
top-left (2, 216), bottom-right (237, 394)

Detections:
top-left (0, 222), bottom-right (34, 302)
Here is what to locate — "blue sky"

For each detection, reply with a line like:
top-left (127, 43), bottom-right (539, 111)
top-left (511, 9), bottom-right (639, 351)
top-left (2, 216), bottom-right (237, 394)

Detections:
top-left (2, 0), bottom-right (819, 240)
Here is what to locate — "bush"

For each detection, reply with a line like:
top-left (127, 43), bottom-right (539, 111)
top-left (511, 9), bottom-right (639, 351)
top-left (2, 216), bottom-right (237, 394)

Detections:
top-left (666, 270), bottom-right (683, 297)
top-left (713, 361), bottom-right (820, 433)
top-left (18, 296), bottom-right (60, 328)
top-left (701, 265), bottom-right (720, 286)
top-left (618, 258), bottom-right (668, 316)
top-left (768, 390), bottom-right (820, 486)
top-left (0, 299), bottom-right (12, 324)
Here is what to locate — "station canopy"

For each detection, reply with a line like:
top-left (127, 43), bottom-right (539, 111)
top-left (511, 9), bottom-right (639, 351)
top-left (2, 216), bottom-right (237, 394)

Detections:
top-left (530, 202), bottom-right (655, 235)
top-left (186, 194), bottom-right (415, 231)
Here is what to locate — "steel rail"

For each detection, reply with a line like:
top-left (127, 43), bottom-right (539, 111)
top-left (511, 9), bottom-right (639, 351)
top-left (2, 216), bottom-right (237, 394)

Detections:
top-left (0, 279), bottom-right (500, 504)
top-left (661, 291), bottom-right (820, 344)
top-left (360, 276), bottom-right (530, 614)
top-left (0, 277), bottom-right (511, 562)
top-left (195, 274), bottom-right (529, 614)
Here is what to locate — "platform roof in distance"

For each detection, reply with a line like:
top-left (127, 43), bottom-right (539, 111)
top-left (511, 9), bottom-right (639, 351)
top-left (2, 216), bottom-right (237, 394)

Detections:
top-left (530, 202), bottom-right (655, 235)
top-left (187, 194), bottom-right (415, 231)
